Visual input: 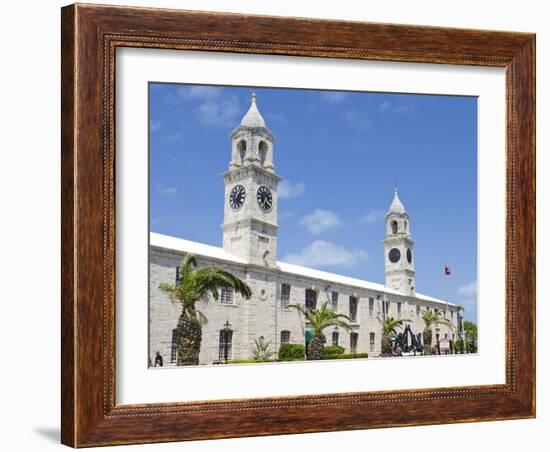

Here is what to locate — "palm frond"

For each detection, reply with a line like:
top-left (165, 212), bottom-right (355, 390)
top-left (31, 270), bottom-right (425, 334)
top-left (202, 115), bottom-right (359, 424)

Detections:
top-left (288, 301), bottom-right (352, 334)
top-left (193, 267), bottom-right (252, 299)
top-left (179, 254), bottom-right (197, 282)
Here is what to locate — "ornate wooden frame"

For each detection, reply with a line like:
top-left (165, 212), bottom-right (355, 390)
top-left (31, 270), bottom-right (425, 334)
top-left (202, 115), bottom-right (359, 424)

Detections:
top-left (61, 3), bottom-right (535, 447)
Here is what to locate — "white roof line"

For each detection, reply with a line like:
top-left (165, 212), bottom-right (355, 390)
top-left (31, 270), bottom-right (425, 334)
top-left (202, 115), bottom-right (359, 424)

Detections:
top-left (150, 232), bottom-right (457, 307)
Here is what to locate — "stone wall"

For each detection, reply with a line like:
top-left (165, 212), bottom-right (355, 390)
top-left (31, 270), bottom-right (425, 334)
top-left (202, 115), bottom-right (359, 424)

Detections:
top-left (149, 246), bottom-right (458, 366)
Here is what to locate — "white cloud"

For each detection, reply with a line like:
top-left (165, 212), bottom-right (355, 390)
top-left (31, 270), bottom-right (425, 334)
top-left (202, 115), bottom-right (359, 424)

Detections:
top-left (395, 103), bottom-right (415, 114)
top-left (162, 132), bottom-right (183, 143)
top-left (150, 119), bottom-right (161, 132)
top-left (196, 95), bottom-right (240, 126)
top-left (320, 92), bottom-right (347, 104)
top-left (279, 180), bottom-right (305, 199)
top-left (380, 100), bottom-right (415, 115)
top-left (458, 281), bottom-right (477, 296)
top-left (380, 100), bottom-right (392, 111)
top-left (154, 183), bottom-right (178, 195)
top-left (359, 209), bottom-right (385, 224)
top-left (457, 281), bottom-right (478, 318)
top-left (283, 240), bottom-right (368, 268)
top-left (300, 209), bottom-right (342, 235)
top-left (177, 85), bottom-right (221, 101)
top-left (344, 111), bottom-right (373, 131)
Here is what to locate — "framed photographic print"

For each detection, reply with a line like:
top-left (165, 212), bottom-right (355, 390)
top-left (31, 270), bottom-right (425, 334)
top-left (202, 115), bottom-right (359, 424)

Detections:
top-left (61, 3), bottom-right (535, 447)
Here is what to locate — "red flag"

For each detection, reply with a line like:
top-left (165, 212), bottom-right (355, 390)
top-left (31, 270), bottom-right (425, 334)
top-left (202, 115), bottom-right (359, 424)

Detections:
top-left (444, 265), bottom-right (451, 276)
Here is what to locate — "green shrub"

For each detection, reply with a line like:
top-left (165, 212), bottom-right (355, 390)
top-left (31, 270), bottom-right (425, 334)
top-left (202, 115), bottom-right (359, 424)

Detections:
top-left (278, 343), bottom-right (306, 360)
top-left (225, 359), bottom-right (275, 364)
top-left (322, 345), bottom-right (345, 358)
top-left (322, 353), bottom-right (369, 360)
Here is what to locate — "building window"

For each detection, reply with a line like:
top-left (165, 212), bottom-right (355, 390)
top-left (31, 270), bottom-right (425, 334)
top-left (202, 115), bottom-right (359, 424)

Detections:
top-left (385, 301), bottom-right (390, 316)
top-left (331, 292), bottom-right (339, 311)
top-left (368, 297), bottom-right (374, 316)
top-left (280, 330), bottom-right (291, 345)
top-left (397, 302), bottom-right (402, 318)
top-left (220, 286), bottom-right (234, 304)
top-left (451, 310), bottom-right (454, 320)
top-left (350, 332), bottom-right (359, 354)
top-left (175, 266), bottom-right (181, 284)
top-left (281, 283), bottom-right (291, 307)
top-left (219, 329), bottom-right (233, 361)
top-left (258, 141), bottom-right (268, 164)
top-left (416, 305), bottom-right (421, 317)
top-left (332, 331), bottom-right (339, 346)
top-left (369, 332), bottom-right (375, 352)
top-left (305, 289), bottom-right (317, 311)
top-left (170, 329), bottom-right (177, 363)
top-left (237, 139), bottom-right (246, 163)
top-left (349, 296), bottom-right (358, 322)
top-left (391, 220), bottom-right (398, 234)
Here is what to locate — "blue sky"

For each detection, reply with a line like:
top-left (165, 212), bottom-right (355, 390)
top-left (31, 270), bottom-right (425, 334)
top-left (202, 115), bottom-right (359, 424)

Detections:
top-left (149, 83), bottom-right (478, 322)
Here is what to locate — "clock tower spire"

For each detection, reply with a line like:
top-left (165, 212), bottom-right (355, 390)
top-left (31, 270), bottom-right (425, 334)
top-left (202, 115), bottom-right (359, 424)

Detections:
top-left (383, 188), bottom-right (416, 295)
top-left (222, 92), bottom-right (281, 267)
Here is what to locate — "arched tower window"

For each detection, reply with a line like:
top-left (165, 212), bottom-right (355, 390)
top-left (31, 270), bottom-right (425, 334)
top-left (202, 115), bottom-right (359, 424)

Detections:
top-left (258, 141), bottom-right (268, 164)
top-left (404, 220), bottom-right (408, 232)
top-left (219, 328), bottom-right (233, 361)
top-left (391, 220), bottom-right (398, 234)
top-left (280, 330), bottom-right (291, 345)
top-left (237, 140), bottom-right (247, 163)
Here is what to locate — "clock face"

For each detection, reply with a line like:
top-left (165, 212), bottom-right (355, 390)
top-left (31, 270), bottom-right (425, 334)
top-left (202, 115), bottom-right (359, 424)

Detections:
top-left (256, 186), bottom-right (273, 212)
top-left (407, 248), bottom-right (413, 263)
top-left (388, 248), bottom-right (401, 263)
top-left (229, 184), bottom-right (246, 209)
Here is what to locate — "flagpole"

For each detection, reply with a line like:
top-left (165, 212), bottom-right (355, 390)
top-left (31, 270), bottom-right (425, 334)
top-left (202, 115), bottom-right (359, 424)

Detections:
top-left (444, 263), bottom-right (448, 313)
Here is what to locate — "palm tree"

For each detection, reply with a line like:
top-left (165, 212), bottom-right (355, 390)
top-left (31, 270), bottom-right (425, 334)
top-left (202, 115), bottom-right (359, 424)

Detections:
top-left (455, 305), bottom-right (465, 353)
top-left (288, 301), bottom-right (352, 360)
top-left (421, 308), bottom-right (455, 355)
top-left (159, 254), bottom-right (251, 365)
top-left (378, 316), bottom-right (409, 357)
top-left (250, 337), bottom-right (275, 361)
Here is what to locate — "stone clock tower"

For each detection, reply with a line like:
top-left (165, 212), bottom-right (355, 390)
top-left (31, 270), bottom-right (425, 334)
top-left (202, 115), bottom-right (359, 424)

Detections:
top-left (383, 189), bottom-right (416, 295)
top-left (221, 93), bottom-right (281, 267)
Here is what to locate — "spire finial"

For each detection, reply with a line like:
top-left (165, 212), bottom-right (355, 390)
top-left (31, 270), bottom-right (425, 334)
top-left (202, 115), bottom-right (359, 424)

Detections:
top-left (388, 185), bottom-right (406, 214)
top-left (239, 90), bottom-right (266, 128)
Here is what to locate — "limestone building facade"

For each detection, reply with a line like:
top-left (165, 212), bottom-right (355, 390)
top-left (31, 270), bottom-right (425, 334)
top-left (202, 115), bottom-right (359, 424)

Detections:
top-left (149, 93), bottom-right (459, 366)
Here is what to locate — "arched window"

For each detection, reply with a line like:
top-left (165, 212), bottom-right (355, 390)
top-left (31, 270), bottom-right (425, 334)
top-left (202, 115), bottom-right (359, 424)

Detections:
top-left (237, 140), bottom-right (246, 163)
top-left (170, 329), bottom-right (177, 363)
top-left (280, 283), bottom-right (291, 307)
top-left (404, 220), bottom-right (408, 232)
top-left (349, 296), bottom-right (358, 322)
top-left (258, 141), bottom-right (268, 164)
top-left (391, 220), bottom-right (398, 234)
top-left (305, 289), bottom-right (317, 311)
top-left (350, 332), bottom-right (359, 354)
top-left (332, 331), bottom-right (339, 346)
top-left (219, 329), bottom-right (233, 361)
top-left (280, 330), bottom-right (291, 344)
